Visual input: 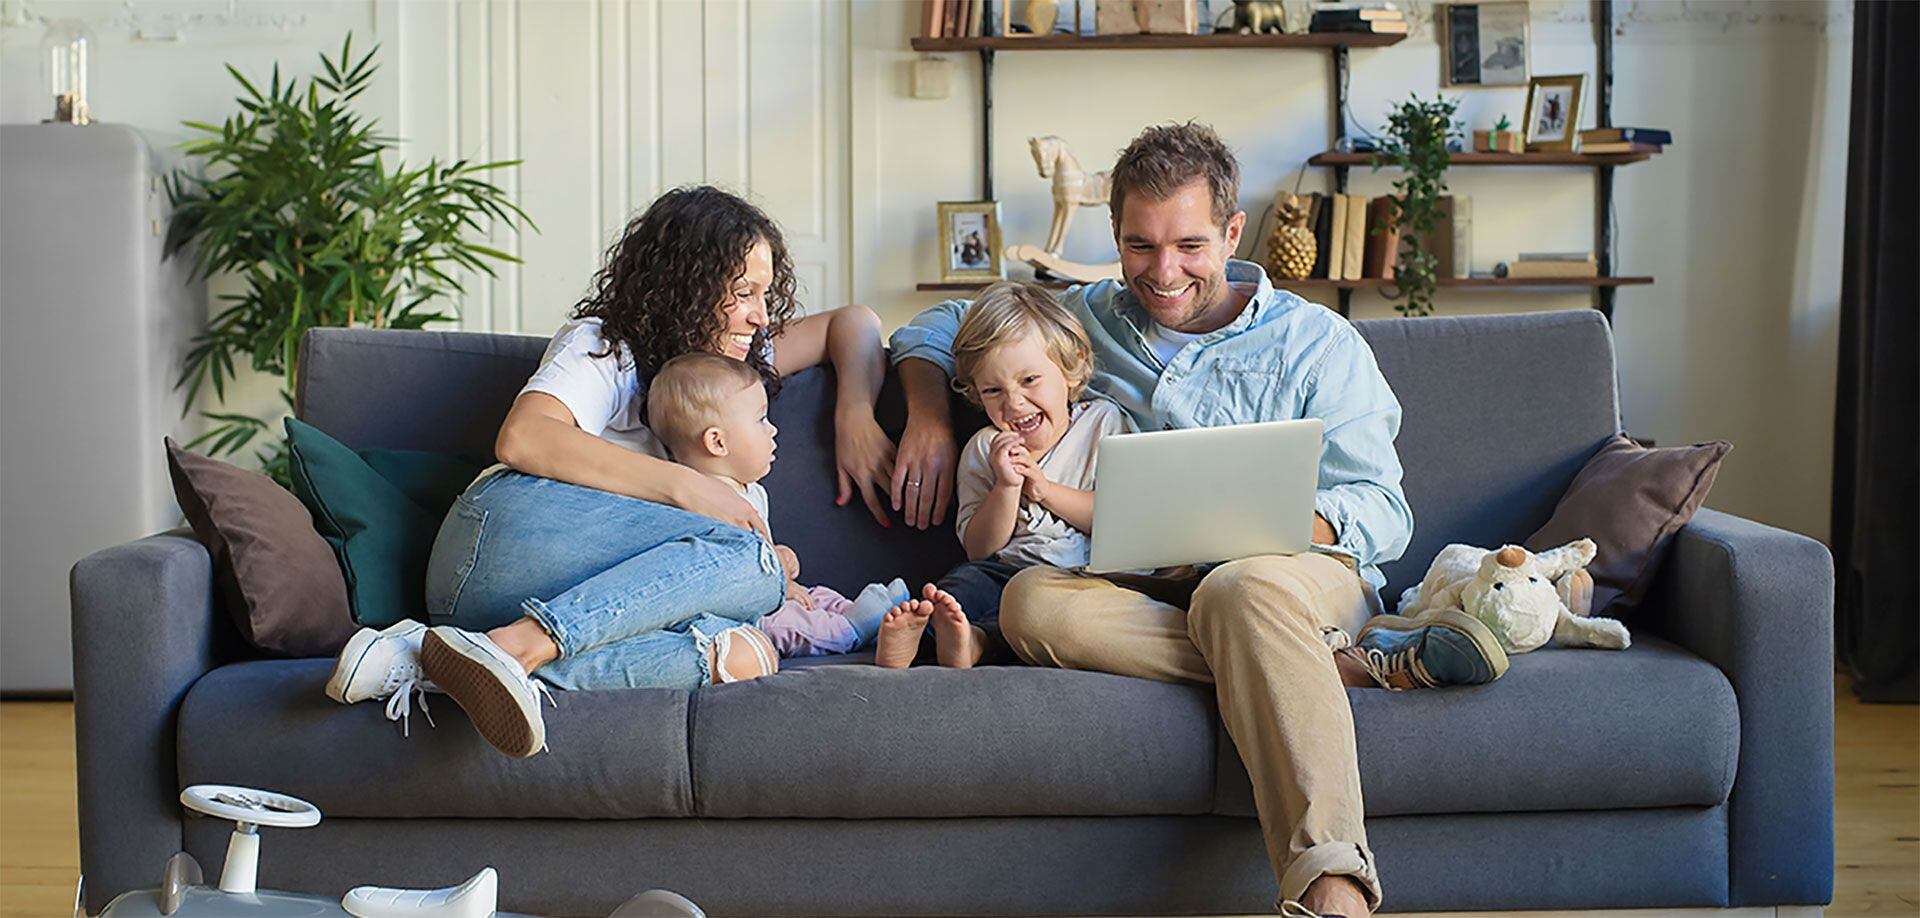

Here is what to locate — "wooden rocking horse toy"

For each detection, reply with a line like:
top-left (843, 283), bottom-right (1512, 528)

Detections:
top-left (1015, 136), bottom-right (1123, 282)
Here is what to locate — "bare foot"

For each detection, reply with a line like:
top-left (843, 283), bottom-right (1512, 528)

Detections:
top-left (874, 599), bottom-right (932, 669)
top-left (926, 585), bottom-right (984, 669)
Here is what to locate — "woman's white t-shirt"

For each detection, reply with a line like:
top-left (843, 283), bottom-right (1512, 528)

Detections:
top-left (481, 318), bottom-right (772, 477)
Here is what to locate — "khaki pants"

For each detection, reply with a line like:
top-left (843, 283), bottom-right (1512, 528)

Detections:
top-left (1000, 554), bottom-right (1381, 910)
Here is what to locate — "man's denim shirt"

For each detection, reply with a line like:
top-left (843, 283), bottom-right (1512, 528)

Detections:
top-left (889, 259), bottom-right (1414, 596)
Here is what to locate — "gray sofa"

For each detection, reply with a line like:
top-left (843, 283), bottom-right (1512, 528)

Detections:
top-left (71, 310), bottom-right (1834, 916)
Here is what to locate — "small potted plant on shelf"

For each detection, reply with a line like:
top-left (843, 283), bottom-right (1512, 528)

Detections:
top-left (1475, 114), bottom-right (1523, 153)
top-left (1374, 93), bottom-right (1461, 317)
top-left (165, 36), bottom-right (533, 483)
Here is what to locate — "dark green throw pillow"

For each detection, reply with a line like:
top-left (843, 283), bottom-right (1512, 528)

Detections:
top-left (284, 418), bottom-right (484, 627)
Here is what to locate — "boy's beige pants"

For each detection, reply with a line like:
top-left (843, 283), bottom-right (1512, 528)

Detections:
top-left (1000, 553), bottom-right (1381, 910)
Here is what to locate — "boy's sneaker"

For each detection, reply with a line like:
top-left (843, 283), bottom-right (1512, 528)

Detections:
top-left (1347, 609), bottom-right (1510, 690)
top-left (420, 626), bottom-right (555, 758)
top-left (325, 620), bottom-right (439, 736)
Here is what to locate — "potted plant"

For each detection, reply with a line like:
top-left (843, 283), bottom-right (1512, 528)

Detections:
top-left (1474, 113), bottom-right (1523, 153)
top-left (1373, 93), bottom-right (1461, 317)
top-left (165, 36), bottom-right (532, 482)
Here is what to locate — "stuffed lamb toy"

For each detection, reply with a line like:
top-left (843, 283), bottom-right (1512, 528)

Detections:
top-left (1397, 539), bottom-right (1630, 653)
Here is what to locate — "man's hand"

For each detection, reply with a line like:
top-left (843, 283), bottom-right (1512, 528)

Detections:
top-left (892, 415), bottom-right (958, 529)
top-left (1312, 512), bottom-right (1337, 546)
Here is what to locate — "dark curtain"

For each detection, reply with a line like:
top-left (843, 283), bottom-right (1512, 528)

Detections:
top-left (1834, 1), bottom-right (1919, 703)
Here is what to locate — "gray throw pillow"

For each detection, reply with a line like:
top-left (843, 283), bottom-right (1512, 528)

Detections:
top-left (166, 439), bottom-right (357, 657)
top-left (1526, 433), bottom-right (1732, 616)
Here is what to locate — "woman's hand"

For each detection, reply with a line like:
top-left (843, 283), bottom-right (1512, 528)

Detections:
top-left (892, 414), bottom-right (959, 529)
top-left (667, 468), bottom-right (772, 541)
top-left (834, 409), bottom-right (897, 527)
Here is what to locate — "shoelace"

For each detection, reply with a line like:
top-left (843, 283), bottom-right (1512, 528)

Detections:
top-left (1354, 646), bottom-right (1432, 691)
top-left (528, 677), bottom-right (556, 755)
top-left (377, 659), bottom-right (439, 737)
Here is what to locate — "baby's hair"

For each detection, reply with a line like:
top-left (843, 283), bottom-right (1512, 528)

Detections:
top-left (951, 281), bottom-right (1094, 403)
top-left (647, 353), bottom-right (765, 457)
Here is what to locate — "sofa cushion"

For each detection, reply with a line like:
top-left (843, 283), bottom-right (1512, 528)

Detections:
top-left (177, 659), bottom-right (693, 818)
top-left (690, 664), bottom-right (1219, 818)
top-left (164, 439), bottom-right (357, 658)
top-left (1214, 633), bottom-right (1739, 817)
top-left (1526, 433), bottom-right (1731, 615)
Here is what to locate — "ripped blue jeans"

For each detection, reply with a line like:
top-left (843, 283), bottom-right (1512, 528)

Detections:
top-left (424, 469), bottom-right (785, 691)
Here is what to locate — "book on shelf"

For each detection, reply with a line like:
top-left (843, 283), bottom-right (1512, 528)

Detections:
top-left (1518, 251), bottom-right (1594, 262)
top-left (970, 0), bottom-right (987, 36)
top-left (1340, 194), bottom-right (1367, 281)
top-left (1504, 257), bottom-right (1598, 278)
top-left (922, 0), bottom-right (942, 37)
top-left (1361, 196), bottom-right (1401, 280)
top-left (1311, 17), bottom-right (1409, 33)
top-left (1312, 8), bottom-right (1405, 23)
top-left (1579, 141), bottom-right (1664, 155)
top-left (1581, 127), bottom-right (1673, 145)
top-left (1411, 195), bottom-right (1467, 279)
top-left (1311, 191), bottom-right (1335, 278)
top-left (1450, 195), bottom-right (1472, 278)
top-left (1314, 1), bottom-right (1400, 10)
top-left (1326, 193), bottom-right (1349, 281)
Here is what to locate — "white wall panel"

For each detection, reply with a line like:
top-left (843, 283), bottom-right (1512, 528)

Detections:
top-left (389, 0), bottom-right (851, 332)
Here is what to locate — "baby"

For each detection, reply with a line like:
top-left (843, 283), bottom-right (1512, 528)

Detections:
top-left (648, 353), bottom-right (909, 660)
top-left (874, 282), bottom-right (1128, 670)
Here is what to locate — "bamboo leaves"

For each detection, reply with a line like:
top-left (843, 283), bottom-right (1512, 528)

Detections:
top-left (166, 35), bottom-right (532, 482)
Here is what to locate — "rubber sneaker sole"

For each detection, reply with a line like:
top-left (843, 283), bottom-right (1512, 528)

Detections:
top-left (420, 628), bottom-right (544, 758)
top-left (1359, 608), bottom-right (1512, 682)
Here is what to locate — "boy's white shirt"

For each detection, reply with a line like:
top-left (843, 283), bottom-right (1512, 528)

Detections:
top-left (954, 398), bottom-right (1131, 569)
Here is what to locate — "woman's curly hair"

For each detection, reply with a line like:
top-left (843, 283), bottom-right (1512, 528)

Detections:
top-left (574, 186), bottom-right (798, 387)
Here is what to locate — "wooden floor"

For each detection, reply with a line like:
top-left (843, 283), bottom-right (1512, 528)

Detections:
top-left (2, 676), bottom-right (1914, 917)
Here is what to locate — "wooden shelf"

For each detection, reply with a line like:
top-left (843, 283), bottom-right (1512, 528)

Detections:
top-left (918, 276), bottom-right (1653, 292)
top-left (1310, 151), bottom-right (1656, 167)
top-left (911, 33), bottom-right (1406, 52)
top-left (1279, 276), bottom-right (1655, 288)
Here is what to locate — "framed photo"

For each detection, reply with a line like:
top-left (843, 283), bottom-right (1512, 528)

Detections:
top-left (1523, 74), bottom-right (1585, 152)
top-left (1443, 2), bottom-right (1530, 87)
top-left (937, 201), bottom-right (1004, 283)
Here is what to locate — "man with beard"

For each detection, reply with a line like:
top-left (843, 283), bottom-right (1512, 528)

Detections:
top-left (885, 122), bottom-right (1508, 916)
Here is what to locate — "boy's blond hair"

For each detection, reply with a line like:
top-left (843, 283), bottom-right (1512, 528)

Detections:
top-left (647, 352), bottom-right (764, 456)
top-left (952, 282), bottom-right (1094, 403)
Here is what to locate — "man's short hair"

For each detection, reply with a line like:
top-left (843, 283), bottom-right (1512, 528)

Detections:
top-left (647, 352), bottom-right (763, 456)
top-left (952, 282), bottom-right (1094, 403)
top-left (1109, 122), bottom-right (1240, 232)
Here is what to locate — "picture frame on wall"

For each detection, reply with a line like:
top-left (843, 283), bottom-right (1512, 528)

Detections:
top-left (938, 201), bottom-right (1004, 283)
top-left (1523, 74), bottom-right (1586, 152)
top-left (1443, 2), bottom-right (1530, 87)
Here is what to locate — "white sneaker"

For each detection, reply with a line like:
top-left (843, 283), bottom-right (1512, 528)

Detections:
top-left (325, 620), bottom-right (439, 736)
top-left (420, 626), bottom-right (555, 758)
top-left (342, 866), bottom-right (496, 918)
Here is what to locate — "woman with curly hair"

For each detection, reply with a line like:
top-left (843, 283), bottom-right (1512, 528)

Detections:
top-left (408, 186), bottom-right (892, 757)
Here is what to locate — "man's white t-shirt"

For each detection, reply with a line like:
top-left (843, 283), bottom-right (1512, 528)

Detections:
top-left (1142, 321), bottom-right (1204, 368)
top-left (954, 398), bottom-right (1130, 569)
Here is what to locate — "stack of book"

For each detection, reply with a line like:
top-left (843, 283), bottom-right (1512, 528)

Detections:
top-left (1501, 252), bottom-right (1598, 279)
top-left (1578, 127), bottom-right (1672, 155)
top-left (1259, 193), bottom-right (1471, 282)
top-left (1309, 1), bottom-right (1408, 35)
top-left (920, 0), bottom-right (989, 39)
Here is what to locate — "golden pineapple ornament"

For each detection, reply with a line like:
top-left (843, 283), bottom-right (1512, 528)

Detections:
top-left (1267, 192), bottom-right (1316, 280)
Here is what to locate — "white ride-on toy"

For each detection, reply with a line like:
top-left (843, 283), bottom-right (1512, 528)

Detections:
top-left (92, 785), bottom-right (704, 918)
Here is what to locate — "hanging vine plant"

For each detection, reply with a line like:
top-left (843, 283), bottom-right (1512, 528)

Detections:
top-left (1373, 93), bottom-right (1461, 317)
top-left (165, 35), bottom-right (533, 482)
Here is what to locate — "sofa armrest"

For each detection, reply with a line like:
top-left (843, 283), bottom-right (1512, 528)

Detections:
top-left (1643, 508), bottom-right (1834, 907)
top-left (70, 533), bottom-right (243, 914)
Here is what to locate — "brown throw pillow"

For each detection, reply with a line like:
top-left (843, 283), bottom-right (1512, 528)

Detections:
top-left (166, 439), bottom-right (357, 657)
top-left (1526, 433), bottom-right (1732, 616)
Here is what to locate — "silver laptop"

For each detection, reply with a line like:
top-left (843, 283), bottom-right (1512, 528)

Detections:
top-left (1086, 419), bottom-right (1323, 572)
